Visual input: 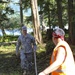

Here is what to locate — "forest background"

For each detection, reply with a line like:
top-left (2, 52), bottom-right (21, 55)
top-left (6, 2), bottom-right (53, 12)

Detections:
top-left (0, 0), bottom-right (75, 75)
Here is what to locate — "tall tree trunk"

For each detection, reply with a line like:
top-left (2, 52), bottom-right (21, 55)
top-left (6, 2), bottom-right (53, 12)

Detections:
top-left (20, 0), bottom-right (23, 26)
top-left (1, 27), bottom-right (6, 42)
top-left (31, 0), bottom-right (42, 44)
top-left (0, 9), bottom-right (6, 42)
top-left (47, 4), bottom-right (51, 29)
top-left (68, 0), bottom-right (74, 44)
top-left (56, 0), bottom-right (63, 28)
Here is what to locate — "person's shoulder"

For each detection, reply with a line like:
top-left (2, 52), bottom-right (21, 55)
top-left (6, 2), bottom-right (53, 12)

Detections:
top-left (18, 34), bottom-right (23, 38)
top-left (18, 34), bottom-right (22, 37)
top-left (62, 41), bottom-right (69, 45)
top-left (27, 34), bottom-right (35, 40)
top-left (27, 34), bottom-right (33, 37)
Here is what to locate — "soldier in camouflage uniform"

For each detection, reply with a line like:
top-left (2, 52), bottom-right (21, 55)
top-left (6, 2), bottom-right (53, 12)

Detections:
top-left (16, 26), bottom-right (37, 75)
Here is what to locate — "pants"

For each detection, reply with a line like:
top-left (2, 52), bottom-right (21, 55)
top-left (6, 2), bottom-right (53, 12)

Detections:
top-left (20, 50), bottom-right (33, 71)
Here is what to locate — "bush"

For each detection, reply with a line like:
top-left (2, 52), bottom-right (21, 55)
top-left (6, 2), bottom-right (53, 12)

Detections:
top-left (0, 35), bottom-right (19, 42)
top-left (45, 40), bottom-right (55, 55)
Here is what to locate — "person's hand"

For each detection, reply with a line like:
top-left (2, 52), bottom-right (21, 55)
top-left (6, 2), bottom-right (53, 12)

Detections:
top-left (38, 72), bottom-right (45, 75)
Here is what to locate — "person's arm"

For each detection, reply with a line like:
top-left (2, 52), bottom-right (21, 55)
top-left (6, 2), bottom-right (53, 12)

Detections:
top-left (16, 37), bottom-right (21, 56)
top-left (38, 47), bottom-right (66, 75)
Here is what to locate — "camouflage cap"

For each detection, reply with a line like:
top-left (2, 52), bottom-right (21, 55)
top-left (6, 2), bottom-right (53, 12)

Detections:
top-left (22, 26), bottom-right (27, 30)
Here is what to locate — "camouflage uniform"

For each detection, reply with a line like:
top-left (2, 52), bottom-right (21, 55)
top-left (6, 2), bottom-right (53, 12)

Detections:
top-left (16, 33), bottom-right (37, 71)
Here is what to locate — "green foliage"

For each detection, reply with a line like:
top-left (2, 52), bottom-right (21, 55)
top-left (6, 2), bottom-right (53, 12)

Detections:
top-left (0, 45), bottom-right (22, 75)
top-left (7, 14), bottom-right (21, 29)
top-left (22, 0), bottom-right (30, 9)
top-left (45, 40), bottom-right (55, 54)
top-left (0, 35), bottom-right (19, 42)
top-left (5, 7), bottom-right (14, 14)
top-left (0, 1), bottom-right (14, 30)
top-left (0, 4), bottom-right (5, 9)
top-left (36, 40), bottom-right (54, 60)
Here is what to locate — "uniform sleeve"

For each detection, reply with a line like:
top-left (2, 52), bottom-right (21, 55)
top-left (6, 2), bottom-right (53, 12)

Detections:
top-left (31, 36), bottom-right (37, 51)
top-left (16, 36), bottom-right (21, 55)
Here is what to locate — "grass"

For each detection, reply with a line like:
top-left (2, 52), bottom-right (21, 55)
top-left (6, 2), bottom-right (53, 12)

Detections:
top-left (0, 45), bottom-right (22, 75)
top-left (0, 43), bottom-right (75, 75)
top-left (0, 44), bottom-right (49, 75)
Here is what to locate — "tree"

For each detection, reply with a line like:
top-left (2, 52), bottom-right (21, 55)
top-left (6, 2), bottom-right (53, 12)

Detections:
top-left (0, 1), bottom-right (14, 42)
top-left (68, 0), bottom-right (75, 44)
top-left (20, 0), bottom-right (23, 26)
top-left (56, 0), bottom-right (63, 28)
top-left (30, 0), bottom-right (42, 44)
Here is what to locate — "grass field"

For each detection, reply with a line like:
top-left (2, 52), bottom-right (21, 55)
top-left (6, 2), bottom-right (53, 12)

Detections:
top-left (0, 43), bottom-right (75, 75)
top-left (0, 44), bottom-right (50, 75)
top-left (0, 44), bottom-right (22, 75)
